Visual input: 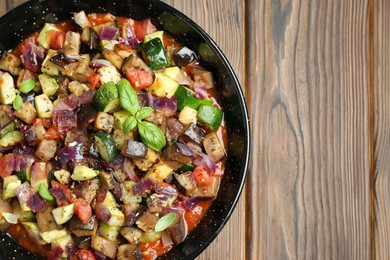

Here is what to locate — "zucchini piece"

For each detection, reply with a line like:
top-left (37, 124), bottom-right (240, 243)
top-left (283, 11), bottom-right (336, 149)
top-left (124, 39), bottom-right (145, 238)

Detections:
top-left (0, 122), bottom-right (15, 137)
top-left (40, 229), bottom-right (68, 244)
top-left (146, 72), bottom-right (179, 98)
top-left (53, 169), bottom-right (71, 185)
top-left (176, 163), bottom-right (195, 174)
top-left (41, 49), bottom-right (60, 76)
top-left (162, 66), bottom-right (180, 80)
top-left (93, 82), bottom-right (119, 112)
top-left (94, 131), bottom-right (118, 163)
top-left (100, 40), bottom-right (119, 51)
top-left (16, 170), bottom-right (31, 183)
top-left (22, 222), bottom-right (47, 245)
top-left (98, 222), bottom-right (120, 241)
top-left (0, 130), bottom-right (22, 147)
top-left (144, 31), bottom-right (164, 44)
top-left (52, 204), bottom-right (75, 225)
top-left (71, 165), bottom-right (99, 181)
top-left (122, 181), bottom-right (142, 204)
top-left (37, 23), bottom-right (59, 49)
top-left (98, 66), bottom-right (121, 84)
top-left (0, 72), bottom-right (16, 105)
top-left (2, 175), bottom-right (22, 200)
top-left (113, 110), bottom-right (131, 130)
top-left (178, 106), bottom-right (197, 125)
top-left (38, 74), bottom-right (59, 96)
top-left (141, 38), bottom-right (169, 69)
top-left (197, 105), bottom-right (223, 131)
top-left (38, 183), bottom-right (55, 202)
top-left (101, 191), bottom-right (117, 208)
top-left (106, 206), bottom-right (125, 227)
top-left (139, 231), bottom-right (162, 243)
top-left (174, 85), bottom-right (212, 111)
top-left (34, 94), bottom-right (54, 118)
top-left (145, 161), bottom-right (175, 183)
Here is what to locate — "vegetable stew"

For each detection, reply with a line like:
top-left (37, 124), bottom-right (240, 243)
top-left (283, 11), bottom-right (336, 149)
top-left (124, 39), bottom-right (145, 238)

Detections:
top-left (0, 11), bottom-right (226, 260)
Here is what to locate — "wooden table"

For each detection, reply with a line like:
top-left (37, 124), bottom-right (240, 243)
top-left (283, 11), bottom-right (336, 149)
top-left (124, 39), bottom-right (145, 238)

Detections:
top-left (2, 0), bottom-right (390, 259)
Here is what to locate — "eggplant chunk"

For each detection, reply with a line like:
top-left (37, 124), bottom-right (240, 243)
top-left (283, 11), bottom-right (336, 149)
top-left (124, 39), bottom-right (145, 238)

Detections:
top-left (166, 213), bottom-right (188, 245)
top-left (117, 244), bottom-right (142, 260)
top-left (91, 235), bottom-right (118, 259)
top-left (35, 139), bottom-right (57, 161)
top-left (120, 227), bottom-right (142, 244)
top-left (13, 102), bottom-right (37, 124)
top-left (165, 118), bottom-right (185, 145)
top-left (164, 143), bottom-right (193, 165)
top-left (203, 132), bottom-right (226, 162)
top-left (0, 196), bottom-right (12, 232)
top-left (73, 179), bottom-right (99, 204)
top-left (0, 52), bottom-right (21, 76)
top-left (99, 171), bottom-right (116, 190)
top-left (173, 46), bottom-right (198, 68)
top-left (121, 54), bottom-right (152, 74)
top-left (136, 212), bottom-right (159, 232)
top-left (182, 123), bottom-right (205, 144)
top-left (0, 105), bottom-right (12, 130)
top-left (190, 68), bottom-right (215, 89)
top-left (172, 172), bottom-right (197, 196)
top-left (36, 206), bottom-right (62, 233)
top-left (122, 140), bottom-right (148, 159)
top-left (69, 215), bottom-right (98, 237)
top-left (65, 31), bottom-right (81, 53)
top-left (132, 148), bottom-right (159, 171)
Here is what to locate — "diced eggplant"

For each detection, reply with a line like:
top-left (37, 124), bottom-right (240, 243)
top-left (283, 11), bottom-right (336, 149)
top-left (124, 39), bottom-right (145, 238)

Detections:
top-left (181, 122), bottom-right (205, 144)
top-left (135, 212), bottom-right (159, 232)
top-left (81, 27), bottom-right (99, 50)
top-left (0, 52), bottom-right (22, 76)
top-left (166, 213), bottom-right (188, 245)
top-left (13, 102), bottom-right (37, 124)
top-left (114, 44), bottom-right (136, 59)
top-left (24, 124), bottom-right (46, 146)
top-left (73, 179), bottom-right (99, 204)
top-left (16, 69), bottom-right (36, 89)
top-left (203, 132), bottom-right (226, 162)
top-left (73, 11), bottom-right (91, 29)
top-left (123, 202), bottom-right (140, 227)
top-left (173, 46), bottom-right (198, 68)
top-left (56, 76), bottom-right (71, 98)
top-left (69, 215), bottom-right (97, 237)
top-left (94, 112), bottom-right (114, 133)
top-left (122, 140), bottom-right (148, 159)
top-left (190, 68), bottom-right (215, 89)
top-left (91, 235), bottom-right (118, 259)
top-left (0, 105), bottom-right (12, 130)
top-left (164, 142), bottom-right (193, 165)
top-left (144, 110), bottom-right (166, 129)
top-left (36, 206), bottom-right (62, 233)
top-left (35, 139), bottom-right (57, 161)
top-left (132, 148), bottom-right (159, 171)
top-left (121, 54), bottom-right (152, 74)
top-left (117, 244), bottom-right (142, 260)
top-left (73, 236), bottom-right (91, 249)
top-left (120, 227), bottom-right (142, 244)
top-left (103, 50), bottom-right (124, 70)
top-left (172, 172), bottom-right (197, 196)
top-left (71, 62), bottom-right (95, 83)
top-left (99, 171), bottom-right (116, 190)
top-left (165, 118), bottom-right (185, 144)
top-left (113, 129), bottom-right (134, 150)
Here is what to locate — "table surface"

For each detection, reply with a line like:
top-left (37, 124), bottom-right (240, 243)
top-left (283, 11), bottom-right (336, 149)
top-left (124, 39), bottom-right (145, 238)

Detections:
top-left (2, 0), bottom-right (390, 259)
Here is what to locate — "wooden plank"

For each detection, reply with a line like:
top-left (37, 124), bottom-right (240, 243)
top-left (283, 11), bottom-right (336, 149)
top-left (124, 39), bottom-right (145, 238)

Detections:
top-left (245, 0), bottom-right (372, 259)
top-left (373, 0), bottom-right (390, 259)
top-left (161, 1), bottom-right (246, 259)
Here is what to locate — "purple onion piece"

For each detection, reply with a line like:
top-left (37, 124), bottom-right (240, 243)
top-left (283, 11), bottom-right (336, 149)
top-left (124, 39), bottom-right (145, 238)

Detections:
top-left (133, 178), bottom-right (154, 195)
top-left (103, 155), bottom-right (124, 171)
top-left (22, 42), bottom-right (44, 72)
top-left (95, 203), bottom-right (111, 223)
top-left (161, 231), bottom-right (174, 247)
top-left (27, 192), bottom-right (49, 213)
top-left (66, 244), bottom-right (78, 259)
top-left (194, 82), bottom-right (208, 99)
top-left (57, 143), bottom-right (83, 165)
top-left (50, 186), bottom-right (68, 206)
top-left (182, 196), bottom-right (216, 210)
top-left (16, 182), bottom-right (34, 205)
top-left (52, 109), bottom-right (78, 132)
top-left (89, 59), bottom-right (113, 68)
top-left (152, 96), bottom-right (177, 117)
top-left (77, 90), bottom-right (95, 105)
top-left (47, 244), bottom-right (65, 260)
top-left (193, 154), bottom-right (216, 174)
top-left (176, 142), bottom-right (194, 157)
top-left (96, 188), bottom-right (108, 204)
top-left (54, 96), bottom-right (80, 111)
top-left (123, 157), bottom-right (139, 182)
top-left (138, 92), bottom-right (154, 107)
top-left (119, 37), bottom-right (138, 48)
top-left (13, 154), bottom-right (34, 172)
top-left (13, 143), bottom-right (35, 156)
top-left (100, 25), bottom-right (119, 40)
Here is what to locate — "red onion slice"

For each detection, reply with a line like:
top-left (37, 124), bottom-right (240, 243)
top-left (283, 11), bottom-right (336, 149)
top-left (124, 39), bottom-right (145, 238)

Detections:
top-left (100, 25), bottom-right (119, 40)
top-left (193, 154), bottom-right (216, 174)
top-left (194, 82), bottom-right (208, 99)
top-left (89, 59), bottom-right (113, 68)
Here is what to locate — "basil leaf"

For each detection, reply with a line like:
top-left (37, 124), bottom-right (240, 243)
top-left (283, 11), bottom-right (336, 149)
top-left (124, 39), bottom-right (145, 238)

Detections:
top-left (123, 116), bottom-right (137, 133)
top-left (138, 121), bottom-right (166, 152)
top-left (19, 79), bottom-right (36, 94)
top-left (155, 213), bottom-right (177, 232)
top-left (117, 79), bottom-right (139, 115)
top-left (136, 107), bottom-right (153, 121)
top-left (13, 95), bottom-right (23, 110)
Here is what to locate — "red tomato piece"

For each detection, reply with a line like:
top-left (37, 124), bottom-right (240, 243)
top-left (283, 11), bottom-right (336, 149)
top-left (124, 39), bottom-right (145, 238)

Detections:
top-left (0, 154), bottom-right (15, 178)
top-left (87, 74), bottom-right (100, 90)
top-left (46, 125), bottom-right (62, 142)
top-left (32, 118), bottom-right (52, 128)
top-left (78, 249), bottom-right (96, 260)
top-left (133, 19), bottom-right (157, 41)
top-left (192, 166), bottom-right (212, 186)
top-left (47, 30), bottom-right (66, 50)
top-left (74, 197), bottom-right (92, 224)
top-left (126, 67), bottom-right (154, 90)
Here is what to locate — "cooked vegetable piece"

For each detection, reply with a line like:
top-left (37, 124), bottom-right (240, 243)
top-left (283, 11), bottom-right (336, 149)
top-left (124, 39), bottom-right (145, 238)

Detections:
top-left (117, 244), bottom-right (142, 259)
top-left (93, 81), bottom-right (119, 112)
top-left (35, 94), bottom-right (54, 118)
top-left (37, 23), bottom-right (60, 49)
top-left (121, 140), bottom-right (148, 159)
top-left (91, 235), bottom-right (118, 259)
top-left (120, 227), bottom-right (142, 244)
top-left (98, 66), bottom-right (121, 84)
top-left (173, 46), bottom-right (198, 67)
top-left (40, 229), bottom-right (69, 244)
top-left (99, 171), bottom-right (116, 190)
top-left (172, 172), bottom-right (197, 196)
top-left (69, 215), bottom-right (97, 237)
top-left (94, 131), bottom-right (118, 163)
top-left (178, 106), bottom-right (197, 125)
top-left (38, 183), bottom-right (55, 202)
top-left (0, 130), bottom-right (22, 147)
top-left (52, 203), bottom-right (75, 225)
top-left (136, 212), bottom-right (159, 232)
top-left (71, 165), bottom-right (99, 181)
top-left (53, 169), bottom-right (71, 185)
top-left (141, 38), bottom-right (169, 69)
top-left (2, 175), bottom-right (22, 200)
top-left (13, 102), bottom-right (37, 124)
top-left (197, 104), bottom-right (223, 131)
top-left (203, 132), bottom-right (226, 162)
top-left (146, 72), bottom-right (179, 98)
top-left (0, 72), bottom-right (16, 105)
top-left (35, 139), bottom-right (57, 161)
top-left (36, 206), bottom-right (62, 233)
top-left (174, 85), bottom-right (212, 111)
top-left (98, 222), bottom-right (120, 241)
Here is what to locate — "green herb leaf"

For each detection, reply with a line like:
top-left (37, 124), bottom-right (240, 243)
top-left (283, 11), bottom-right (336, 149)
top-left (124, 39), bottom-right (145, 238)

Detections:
top-left (136, 107), bottom-right (153, 121)
top-left (137, 121), bottom-right (166, 152)
top-left (123, 116), bottom-right (137, 133)
top-left (117, 79), bottom-right (139, 116)
top-left (19, 79), bottom-right (36, 94)
top-left (13, 95), bottom-right (23, 110)
top-left (155, 213), bottom-right (177, 232)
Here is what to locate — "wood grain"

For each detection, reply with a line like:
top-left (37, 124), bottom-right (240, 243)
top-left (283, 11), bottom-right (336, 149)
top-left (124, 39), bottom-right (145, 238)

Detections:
top-left (245, 0), bottom-right (372, 259)
top-left (373, 0), bottom-right (390, 259)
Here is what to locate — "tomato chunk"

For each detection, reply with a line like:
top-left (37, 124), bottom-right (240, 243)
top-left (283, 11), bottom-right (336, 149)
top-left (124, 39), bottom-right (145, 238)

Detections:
top-left (78, 249), bottom-right (96, 260)
top-left (192, 166), bottom-right (212, 186)
top-left (126, 67), bottom-right (154, 90)
top-left (74, 197), bottom-right (93, 224)
top-left (47, 30), bottom-right (66, 50)
top-left (87, 74), bottom-right (100, 90)
top-left (32, 118), bottom-right (52, 128)
top-left (133, 19), bottom-right (156, 41)
top-left (46, 125), bottom-right (62, 142)
top-left (0, 154), bottom-right (14, 178)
